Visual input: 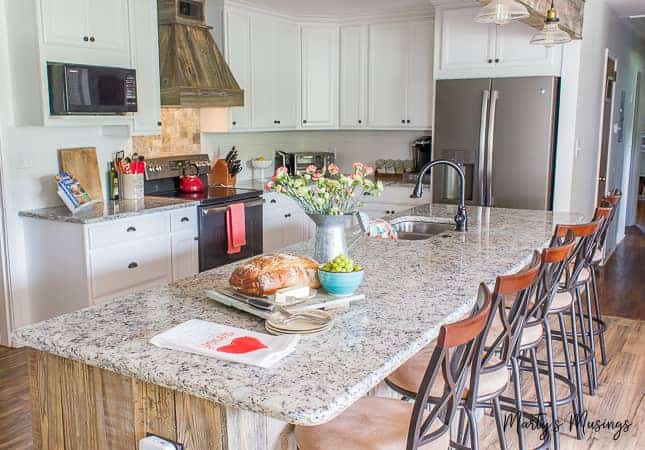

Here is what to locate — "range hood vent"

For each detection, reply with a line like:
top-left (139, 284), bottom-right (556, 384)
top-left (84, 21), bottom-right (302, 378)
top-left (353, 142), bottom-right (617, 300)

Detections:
top-left (158, 0), bottom-right (244, 108)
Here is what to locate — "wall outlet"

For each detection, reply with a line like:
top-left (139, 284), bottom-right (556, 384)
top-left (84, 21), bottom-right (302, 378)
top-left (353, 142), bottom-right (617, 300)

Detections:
top-left (139, 434), bottom-right (183, 450)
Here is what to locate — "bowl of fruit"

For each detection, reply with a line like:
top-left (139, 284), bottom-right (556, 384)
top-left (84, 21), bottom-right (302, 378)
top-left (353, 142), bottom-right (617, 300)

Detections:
top-left (318, 254), bottom-right (364, 297)
top-left (251, 156), bottom-right (272, 170)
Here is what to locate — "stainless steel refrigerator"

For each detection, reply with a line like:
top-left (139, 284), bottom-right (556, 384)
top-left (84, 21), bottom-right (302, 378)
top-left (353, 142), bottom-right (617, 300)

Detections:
top-left (432, 77), bottom-right (560, 210)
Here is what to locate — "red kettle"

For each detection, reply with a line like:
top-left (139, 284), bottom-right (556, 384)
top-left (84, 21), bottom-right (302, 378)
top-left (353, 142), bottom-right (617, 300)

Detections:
top-left (180, 164), bottom-right (205, 193)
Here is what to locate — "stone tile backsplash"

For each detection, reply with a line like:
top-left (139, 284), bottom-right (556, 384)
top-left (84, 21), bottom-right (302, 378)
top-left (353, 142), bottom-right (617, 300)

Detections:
top-left (132, 108), bottom-right (201, 157)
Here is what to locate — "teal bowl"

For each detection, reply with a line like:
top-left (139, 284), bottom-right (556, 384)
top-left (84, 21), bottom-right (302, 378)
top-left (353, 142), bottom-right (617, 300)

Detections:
top-left (318, 269), bottom-right (364, 297)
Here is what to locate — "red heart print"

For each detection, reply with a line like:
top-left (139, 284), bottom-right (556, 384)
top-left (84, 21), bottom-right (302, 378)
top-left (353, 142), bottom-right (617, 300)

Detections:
top-left (217, 336), bottom-right (268, 354)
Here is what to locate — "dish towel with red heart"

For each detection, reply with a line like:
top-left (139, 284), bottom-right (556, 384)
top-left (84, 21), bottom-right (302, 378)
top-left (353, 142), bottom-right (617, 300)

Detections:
top-left (150, 319), bottom-right (299, 368)
top-left (226, 203), bottom-right (246, 254)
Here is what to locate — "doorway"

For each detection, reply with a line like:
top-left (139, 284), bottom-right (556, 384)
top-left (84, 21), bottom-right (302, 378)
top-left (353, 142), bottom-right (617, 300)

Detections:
top-left (596, 55), bottom-right (617, 205)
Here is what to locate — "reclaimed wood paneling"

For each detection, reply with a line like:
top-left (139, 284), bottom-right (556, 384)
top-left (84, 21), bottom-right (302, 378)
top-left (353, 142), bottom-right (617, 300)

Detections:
top-left (29, 352), bottom-right (64, 450)
top-left (132, 380), bottom-right (177, 443)
top-left (480, 0), bottom-right (585, 38)
top-left (93, 368), bottom-right (136, 450)
top-left (175, 391), bottom-right (225, 450)
top-left (0, 347), bottom-right (33, 450)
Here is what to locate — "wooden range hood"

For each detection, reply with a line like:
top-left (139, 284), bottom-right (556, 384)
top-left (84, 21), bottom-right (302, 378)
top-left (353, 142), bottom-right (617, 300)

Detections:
top-left (158, 0), bottom-right (244, 108)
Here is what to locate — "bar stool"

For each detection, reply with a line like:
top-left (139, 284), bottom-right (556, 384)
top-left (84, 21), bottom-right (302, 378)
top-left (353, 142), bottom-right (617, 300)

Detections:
top-left (294, 284), bottom-right (493, 450)
top-left (550, 219), bottom-right (604, 396)
top-left (513, 231), bottom-right (580, 450)
top-left (588, 192), bottom-right (622, 366)
top-left (385, 252), bottom-right (542, 450)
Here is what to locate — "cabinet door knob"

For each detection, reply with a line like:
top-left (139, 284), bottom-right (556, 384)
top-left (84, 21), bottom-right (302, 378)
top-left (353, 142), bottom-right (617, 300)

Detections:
top-left (83, 36), bottom-right (89, 42)
top-left (126, 226), bottom-right (137, 232)
top-left (89, 36), bottom-right (95, 42)
top-left (303, 120), bottom-right (307, 124)
top-left (406, 120), bottom-right (411, 124)
top-left (401, 120), bottom-right (406, 124)
top-left (157, 121), bottom-right (162, 126)
top-left (180, 217), bottom-right (190, 223)
top-left (494, 58), bottom-right (500, 63)
top-left (232, 121), bottom-right (237, 126)
top-left (358, 120), bottom-right (362, 124)
top-left (488, 59), bottom-right (493, 64)
top-left (127, 262), bottom-right (139, 269)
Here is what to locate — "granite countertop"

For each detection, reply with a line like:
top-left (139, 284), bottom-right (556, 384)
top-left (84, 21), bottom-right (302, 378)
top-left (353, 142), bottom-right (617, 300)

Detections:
top-left (19, 197), bottom-right (199, 224)
top-left (12, 204), bottom-right (582, 426)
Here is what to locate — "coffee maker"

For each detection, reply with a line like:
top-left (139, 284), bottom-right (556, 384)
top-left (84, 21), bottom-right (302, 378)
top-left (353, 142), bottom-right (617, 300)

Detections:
top-left (411, 136), bottom-right (432, 171)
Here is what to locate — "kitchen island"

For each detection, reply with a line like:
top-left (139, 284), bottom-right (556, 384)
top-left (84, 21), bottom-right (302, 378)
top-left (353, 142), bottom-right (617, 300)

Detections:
top-left (12, 204), bottom-right (582, 450)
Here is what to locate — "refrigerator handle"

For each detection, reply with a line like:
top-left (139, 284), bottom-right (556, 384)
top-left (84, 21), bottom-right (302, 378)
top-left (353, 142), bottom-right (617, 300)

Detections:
top-left (486, 90), bottom-right (499, 207)
top-left (478, 90), bottom-right (490, 206)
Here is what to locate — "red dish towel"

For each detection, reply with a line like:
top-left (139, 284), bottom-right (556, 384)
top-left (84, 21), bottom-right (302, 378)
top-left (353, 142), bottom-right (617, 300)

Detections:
top-left (226, 203), bottom-right (246, 254)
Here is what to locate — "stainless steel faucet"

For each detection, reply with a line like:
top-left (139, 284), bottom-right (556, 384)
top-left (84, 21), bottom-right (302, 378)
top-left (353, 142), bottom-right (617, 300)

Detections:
top-left (411, 159), bottom-right (468, 232)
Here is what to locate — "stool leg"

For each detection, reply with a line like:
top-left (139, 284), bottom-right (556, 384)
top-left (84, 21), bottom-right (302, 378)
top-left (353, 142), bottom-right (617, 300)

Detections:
top-left (584, 279), bottom-right (598, 392)
top-left (544, 320), bottom-right (560, 450)
top-left (568, 303), bottom-right (586, 440)
top-left (465, 408), bottom-right (479, 450)
top-left (511, 357), bottom-right (528, 450)
top-left (492, 396), bottom-right (508, 450)
top-left (590, 268), bottom-right (608, 366)
top-left (556, 312), bottom-right (573, 384)
top-left (574, 287), bottom-right (595, 395)
top-left (529, 347), bottom-right (547, 427)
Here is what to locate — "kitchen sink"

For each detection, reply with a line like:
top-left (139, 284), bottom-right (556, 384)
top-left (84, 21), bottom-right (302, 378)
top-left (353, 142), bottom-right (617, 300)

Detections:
top-left (390, 218), bottom-right (454, 240)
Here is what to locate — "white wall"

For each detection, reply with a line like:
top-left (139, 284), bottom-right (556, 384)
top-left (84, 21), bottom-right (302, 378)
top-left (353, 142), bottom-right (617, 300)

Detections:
top-left (202, 129), bottom-right (430, 180)
top-left (568, 0), bottom-right (645, 251)
top-left (0, 0), bottom-right (131, 333)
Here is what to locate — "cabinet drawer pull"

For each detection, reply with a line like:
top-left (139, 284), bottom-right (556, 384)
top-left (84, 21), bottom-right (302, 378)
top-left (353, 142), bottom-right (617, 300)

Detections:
top-left (284, 213), bottom-right (291, 218)
top-left (180, 217), bottom-right (190, 223)
top-left (126, 226), bottom-right (137, 233)
top-left (274, 120), bottom-right (281, 124)
top-left (128, 262), bottom-right (139, 269)
top-left (270, 199), bottom-right (277, 204)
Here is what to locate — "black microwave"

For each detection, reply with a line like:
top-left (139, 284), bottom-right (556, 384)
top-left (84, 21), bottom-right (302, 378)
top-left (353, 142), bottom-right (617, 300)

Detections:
top-left (47, 62), bottom-right (138, 115)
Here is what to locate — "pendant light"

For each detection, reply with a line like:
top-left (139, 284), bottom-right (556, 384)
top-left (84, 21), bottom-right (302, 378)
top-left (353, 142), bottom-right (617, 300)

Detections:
top-left (475, 0), bottom-right (530, 25)
top-left (529, 0), bottom-right (572, 47)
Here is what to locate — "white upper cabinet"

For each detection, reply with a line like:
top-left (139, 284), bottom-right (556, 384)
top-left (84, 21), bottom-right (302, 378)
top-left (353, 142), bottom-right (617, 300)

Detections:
top-left (226, 10), bottom-right (252, 130)
top-left (274, 20), bottom-right (300, 129)
top-left (130, 0), bottom-right (161, 136)
top-left (367, 20), bottom-right (434, 130)
top-left (436, 7), bottom-right (495, 78)
top-left (339, 25), bottom-right (367, 128)
top-left (249, 15), bottom-right (300, 130)
top-left (435, 5), bottom-right (562, 79)
top-left (407, 20), bottom-right (434, 130)
top-left (301, 25), bottom-right (339, 129)
top-left (368, 22), bottom-right (409, 129)
top-left (40, 0), bottom-right (131, 66)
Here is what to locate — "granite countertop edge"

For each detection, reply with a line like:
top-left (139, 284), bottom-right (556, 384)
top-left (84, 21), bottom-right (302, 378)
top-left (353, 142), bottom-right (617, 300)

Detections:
top-left (19, 197), bottom-right (200, 224)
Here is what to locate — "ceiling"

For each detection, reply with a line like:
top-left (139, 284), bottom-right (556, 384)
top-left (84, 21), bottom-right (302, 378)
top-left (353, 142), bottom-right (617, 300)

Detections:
top-left (236, 0), bottom-right (433, 18)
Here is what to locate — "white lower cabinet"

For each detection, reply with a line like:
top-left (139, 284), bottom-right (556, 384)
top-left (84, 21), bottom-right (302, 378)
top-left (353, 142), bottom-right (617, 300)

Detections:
top-left (171, 231), bottom-right (199, 282)
top-left (262, 193), bottom-right (313, 252)
top-left (23, 207), bottom-right (199, 320)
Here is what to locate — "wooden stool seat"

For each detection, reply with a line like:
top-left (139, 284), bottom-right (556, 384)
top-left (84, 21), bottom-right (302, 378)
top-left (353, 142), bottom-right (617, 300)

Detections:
top-left (294, 397), bottom-right (449, 450)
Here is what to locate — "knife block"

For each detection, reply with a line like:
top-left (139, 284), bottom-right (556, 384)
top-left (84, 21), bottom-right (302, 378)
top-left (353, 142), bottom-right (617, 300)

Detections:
top-left (209, 159), bottom-right (237, 187)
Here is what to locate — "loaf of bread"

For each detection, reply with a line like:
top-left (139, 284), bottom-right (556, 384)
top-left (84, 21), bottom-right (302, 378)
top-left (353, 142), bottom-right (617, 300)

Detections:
top-left (229, 254), bottom-right (321, 297)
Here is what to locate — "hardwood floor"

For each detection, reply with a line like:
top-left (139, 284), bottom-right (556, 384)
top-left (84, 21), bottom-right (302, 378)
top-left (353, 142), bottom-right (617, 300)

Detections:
top-left (1, 203), bottom-right (643, 449)
top-left (596, 200), bottom-right (645, 320)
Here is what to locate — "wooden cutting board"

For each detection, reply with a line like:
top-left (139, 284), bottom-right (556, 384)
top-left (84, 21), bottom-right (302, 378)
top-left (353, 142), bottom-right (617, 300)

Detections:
top-left (58, 147), bottom-right (103, 201)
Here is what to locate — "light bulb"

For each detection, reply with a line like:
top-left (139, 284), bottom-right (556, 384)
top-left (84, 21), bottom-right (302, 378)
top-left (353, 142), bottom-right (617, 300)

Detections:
top-left (475, 0), bottom-right (530, 25)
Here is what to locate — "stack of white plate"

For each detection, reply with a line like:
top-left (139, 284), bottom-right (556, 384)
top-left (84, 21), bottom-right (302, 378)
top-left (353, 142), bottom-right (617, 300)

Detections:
top-left (265, 311), bottom-right (334, 335)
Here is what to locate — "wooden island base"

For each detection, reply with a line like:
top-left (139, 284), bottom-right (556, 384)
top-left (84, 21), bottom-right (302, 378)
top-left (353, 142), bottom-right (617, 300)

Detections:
top-left (28, 350), bottom-right (296, 450)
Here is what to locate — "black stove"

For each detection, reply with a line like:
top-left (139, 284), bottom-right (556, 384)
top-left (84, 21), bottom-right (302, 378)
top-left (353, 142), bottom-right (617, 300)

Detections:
top-left (154, 186), bottom-right (263, 206)
top-left (144, 154), bottom-right (264, 272)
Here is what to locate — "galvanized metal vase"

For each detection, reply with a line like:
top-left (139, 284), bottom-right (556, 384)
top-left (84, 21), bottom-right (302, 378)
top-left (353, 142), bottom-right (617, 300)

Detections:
top-left (307, 214), bottom-right (352, 264)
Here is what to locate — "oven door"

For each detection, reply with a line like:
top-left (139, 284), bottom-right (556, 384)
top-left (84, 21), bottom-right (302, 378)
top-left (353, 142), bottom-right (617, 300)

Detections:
top-left (198, 198), bottom-right (264, 272)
